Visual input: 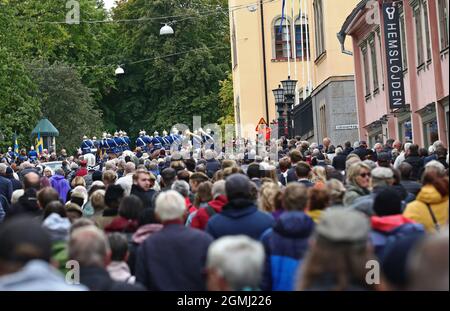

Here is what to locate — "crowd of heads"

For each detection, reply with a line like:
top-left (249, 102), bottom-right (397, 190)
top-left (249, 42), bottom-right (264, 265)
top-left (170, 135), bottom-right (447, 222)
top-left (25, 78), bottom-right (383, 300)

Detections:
top-left (0, 136), bottom-right (448, 291)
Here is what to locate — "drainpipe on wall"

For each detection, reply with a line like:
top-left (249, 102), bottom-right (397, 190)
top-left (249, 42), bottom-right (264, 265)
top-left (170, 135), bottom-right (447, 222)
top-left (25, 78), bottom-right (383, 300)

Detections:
top-left (260, 0), bottom-right (270, 123)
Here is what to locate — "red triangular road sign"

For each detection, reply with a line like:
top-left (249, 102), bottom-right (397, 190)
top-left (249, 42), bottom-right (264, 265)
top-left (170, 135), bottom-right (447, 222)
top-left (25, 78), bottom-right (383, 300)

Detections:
top-left (255, 118), bottom-right (268, 131)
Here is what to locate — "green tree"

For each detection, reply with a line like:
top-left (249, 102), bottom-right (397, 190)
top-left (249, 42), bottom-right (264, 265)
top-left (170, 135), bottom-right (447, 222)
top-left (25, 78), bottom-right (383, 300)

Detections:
top-left (106, 0), bottom-right (231, 135)
top-left (1, 0), bottom-right (117, 121)
top-left (28, 60), bottom-right (104, 153)
top-left (0, 48), bottom-right (41, 150)
top-left (217, 72), bottom-right (235, 132)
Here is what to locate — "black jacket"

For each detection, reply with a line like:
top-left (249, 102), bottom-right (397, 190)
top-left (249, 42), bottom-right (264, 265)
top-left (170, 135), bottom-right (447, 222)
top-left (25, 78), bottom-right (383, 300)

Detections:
top-left (298, 180), bottom-right (315, 188)
top-left (6, 176), bottom-right (22, 192)
top-left (135, 224), bottom-right (213, 291)
top-left (205, 159), bottom-right (220, 178)
top-left (400, 180), bottom-right (422, 196)
top-left (80, 266), bottom-right (145, 291)
top-left (0, 176), bottom-right (12, 203)
top-left (404, 155), bottom-right (424, 181)
top-left (286, 165), bottom-right (298, 183)
top-left (130, 185), bottom-right (156, 210)
top-left (352, 147), bottom-right (368, 160)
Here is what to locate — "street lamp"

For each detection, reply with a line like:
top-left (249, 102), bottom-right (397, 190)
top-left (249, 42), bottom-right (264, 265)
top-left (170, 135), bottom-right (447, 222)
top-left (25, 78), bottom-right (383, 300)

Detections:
top-left (281, 76), bottom-right (297, 138)
top-left (272, 85), bottom-right (285, 139)
top-left (160, 23), bottom-right (174, 35)
top-left (115, 65), bottom-right (125, 75)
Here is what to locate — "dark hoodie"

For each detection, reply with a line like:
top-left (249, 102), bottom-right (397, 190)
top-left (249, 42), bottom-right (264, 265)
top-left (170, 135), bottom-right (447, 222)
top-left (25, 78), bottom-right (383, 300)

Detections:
top-left (260, 211), bottom-right (315, 291)
top-left (205, 198), bottom-right (275, 240)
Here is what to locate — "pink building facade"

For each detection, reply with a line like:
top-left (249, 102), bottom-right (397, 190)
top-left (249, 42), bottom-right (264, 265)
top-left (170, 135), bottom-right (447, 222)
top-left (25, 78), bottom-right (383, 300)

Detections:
top-left (339, 0), bottom-right (449, 147)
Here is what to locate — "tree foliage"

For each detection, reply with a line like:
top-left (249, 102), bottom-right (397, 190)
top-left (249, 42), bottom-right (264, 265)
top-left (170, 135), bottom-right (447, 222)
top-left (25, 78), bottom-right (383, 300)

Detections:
top-left (0, 0), bottom-right (232, 150)
top-left (28, 60), bottom-right (104, 153)
top-left (218, 72), bottom-right (235, 132)
top-left (107, 0), bottom-right (231, 135)
top-left (0, 48), bottom-right (41, 150)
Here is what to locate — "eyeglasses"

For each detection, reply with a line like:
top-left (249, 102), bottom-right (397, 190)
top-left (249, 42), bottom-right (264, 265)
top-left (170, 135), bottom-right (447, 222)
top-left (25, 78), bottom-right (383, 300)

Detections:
top-left (359, 172), bottom-right (371, 178)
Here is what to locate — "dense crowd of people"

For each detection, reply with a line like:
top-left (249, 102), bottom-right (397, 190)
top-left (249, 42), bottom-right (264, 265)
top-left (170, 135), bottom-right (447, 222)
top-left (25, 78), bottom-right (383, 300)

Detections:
top-left (0, 136), bottom-right (448, 291)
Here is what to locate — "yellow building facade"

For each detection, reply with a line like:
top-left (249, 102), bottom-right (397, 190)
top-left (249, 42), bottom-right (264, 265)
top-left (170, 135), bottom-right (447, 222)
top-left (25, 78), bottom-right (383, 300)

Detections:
top-left (229, 0), bottom-right (361, 144)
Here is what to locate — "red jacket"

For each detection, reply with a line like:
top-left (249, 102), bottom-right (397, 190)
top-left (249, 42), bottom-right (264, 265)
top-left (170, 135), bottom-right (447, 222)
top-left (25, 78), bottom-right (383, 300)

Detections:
top-left (191, 195), bottom-right (228, 230)
top-left (76, 167), bottom-right (88, 177)
top-left (105, 216), bottom-right (139, 233)
top-left (371, 214), bottom-right (415, 232)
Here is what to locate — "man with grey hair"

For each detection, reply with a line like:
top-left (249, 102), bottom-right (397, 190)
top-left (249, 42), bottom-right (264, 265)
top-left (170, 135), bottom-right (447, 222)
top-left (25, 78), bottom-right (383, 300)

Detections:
top-left (135, 190), bottom-right (213, 290)
top-left (115, 162), bottom-right (136, 196)
top-left (424, 159), bottom-right (446, 176)
top-left (0, 163), bottom-right (13, 203)
top-left (171, 180), bottom-right (190, 198)
top-left (393, 142), bottom-right (412, 169)
top-left (424, 140), bottom-right (445, 165)
top-left (69, 225), bottom-right (145, 291)
top-left (206, 235), bottom-right (265, 291)
top-left (104, 160), bottom-right (116, 172)
top-left (191, 180), bottom-right (228, 230)
top-left (351, 167), bottom-right (395, 216)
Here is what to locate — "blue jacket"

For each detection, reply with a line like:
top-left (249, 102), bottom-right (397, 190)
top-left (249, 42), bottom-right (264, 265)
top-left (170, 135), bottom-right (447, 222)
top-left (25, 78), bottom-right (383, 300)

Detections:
top-left (135, 223), bottom-right (213, 291)
top-left (0, 176), bottom-right (12, 203)
top-left (0, 200), bottom-right (5, 223)
top-left (206, 199), bottom-right (275, 240)
top-left (370, 215), bottom-right (425, 259)
top-left (260, 211), bottom-right (315, 291)
top-left (205, 159), bottom-right (220, 178)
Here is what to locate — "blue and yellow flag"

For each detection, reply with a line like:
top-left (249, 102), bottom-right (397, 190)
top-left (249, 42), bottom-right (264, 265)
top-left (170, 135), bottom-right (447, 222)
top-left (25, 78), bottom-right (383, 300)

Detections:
top-left (13, 132), bottom-right (19, 155)
top-left (35, 131), bottom-right (43, 154)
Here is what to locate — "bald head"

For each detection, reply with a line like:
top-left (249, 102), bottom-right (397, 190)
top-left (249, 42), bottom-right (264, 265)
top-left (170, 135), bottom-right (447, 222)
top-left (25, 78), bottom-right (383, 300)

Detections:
top-left (124, 162), bottom-right (136, 175)
top-left (23, 172), bottom-right (40, 191)
top-left (69, 226), bottom-right (110, 268)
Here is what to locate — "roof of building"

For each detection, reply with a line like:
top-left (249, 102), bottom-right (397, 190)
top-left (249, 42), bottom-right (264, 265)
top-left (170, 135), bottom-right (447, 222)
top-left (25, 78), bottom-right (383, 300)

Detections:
top-left (31, 118), bottom-right (59, 137)
top-left (337, 0), bottom-right (369, 46)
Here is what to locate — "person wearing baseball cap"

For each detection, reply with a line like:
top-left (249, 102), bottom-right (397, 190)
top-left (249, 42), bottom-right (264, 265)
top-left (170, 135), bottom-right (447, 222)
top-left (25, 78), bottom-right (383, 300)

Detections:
top-left (297, 209), bottom-right (377, 291)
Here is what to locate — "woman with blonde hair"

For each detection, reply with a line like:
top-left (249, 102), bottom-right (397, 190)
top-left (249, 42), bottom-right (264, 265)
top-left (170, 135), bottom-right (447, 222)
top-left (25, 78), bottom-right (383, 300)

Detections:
top-left (102, 170), bottom-right (118, 189)
top-left (71, 176), bottom-right (86, 188)
top-left (326, 179), bottom-right (346, 209)
top-left (311, 166), bottom-right (327, 187)
top-left (343, 162), bottom-right (372, 206)
top-left (258, 182), bottom-right (280, 214)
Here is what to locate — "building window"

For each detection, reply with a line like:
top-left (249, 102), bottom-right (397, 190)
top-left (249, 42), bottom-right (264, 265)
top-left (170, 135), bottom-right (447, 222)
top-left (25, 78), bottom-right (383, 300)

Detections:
top-left (313, 0), bottom-right (326, 58)
top-left (399, 119), bottom-right (413, 142)
top-left (319, 105), bottom-right (327, 138)
top-left (274, 18), bottom-right (292, 59)
top-left (295, 15), bottom-right (310, 59)
top-left (423, 119), bottom-right (439, 147)
top-left (438, 0), bottom-right (449, 50)
top-left (423, 1), bottom-right (432, 61)
top-left (414, 6), bottom-right (424, 66)
top-left (361, 44), bottom-right (371, 97)
top-left (399, 12), bottom-right (408, 70)
top-left (231, 12), bottom-right (238, 68)
top-left (369, 37), bottom-right (379, 92)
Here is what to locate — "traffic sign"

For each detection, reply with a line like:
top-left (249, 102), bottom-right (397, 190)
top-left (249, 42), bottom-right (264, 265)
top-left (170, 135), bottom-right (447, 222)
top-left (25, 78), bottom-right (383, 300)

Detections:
top-left (255, 117), bottom-right (268, 131)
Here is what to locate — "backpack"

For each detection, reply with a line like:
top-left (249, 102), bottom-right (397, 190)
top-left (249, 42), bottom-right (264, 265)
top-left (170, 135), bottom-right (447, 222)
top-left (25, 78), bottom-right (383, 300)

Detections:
top-left (205, 204), bottom-right (216, 217)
